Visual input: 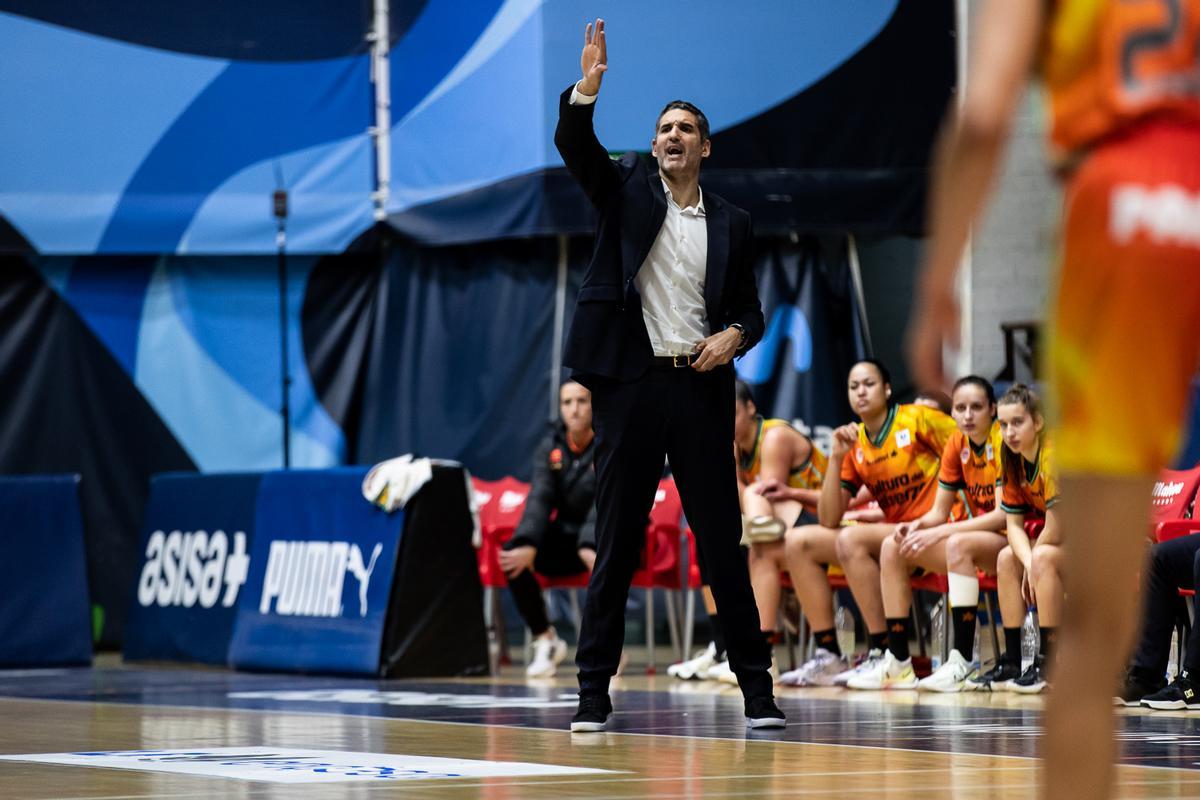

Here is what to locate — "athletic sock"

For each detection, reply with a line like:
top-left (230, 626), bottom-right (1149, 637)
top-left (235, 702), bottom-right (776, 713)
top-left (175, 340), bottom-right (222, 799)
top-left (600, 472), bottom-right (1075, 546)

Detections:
top-left (1040, 626), bottom-right (1056, 662)
top-left (868, 630), bottom-right (888, 653)
top-left (950, 605), bottom-right (977, 660)
top-left (1003, 627), bottom-right (1022, 663)
top-left (886, 617), bottom-right (911, 662)
top-left (812, 627), bottom-right (841, 656)
top-left (710, 613), bottom-right (727, 660)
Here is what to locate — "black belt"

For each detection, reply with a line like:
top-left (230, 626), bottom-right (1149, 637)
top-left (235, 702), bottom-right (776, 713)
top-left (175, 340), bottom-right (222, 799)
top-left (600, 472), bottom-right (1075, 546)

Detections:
top-left (649, 352), bottom-right (700, 369)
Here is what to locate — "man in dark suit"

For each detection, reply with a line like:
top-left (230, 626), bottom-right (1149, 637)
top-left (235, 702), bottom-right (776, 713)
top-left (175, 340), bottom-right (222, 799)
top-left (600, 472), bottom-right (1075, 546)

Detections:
top-left (556, 18), bottom-right (784, 731)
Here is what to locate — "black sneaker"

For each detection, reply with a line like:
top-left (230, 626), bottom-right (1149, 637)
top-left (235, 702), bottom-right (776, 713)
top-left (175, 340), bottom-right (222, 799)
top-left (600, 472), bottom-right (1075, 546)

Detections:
top-left (1011, 656), bottom-right (1049, 694)
top-left (1141, 674), bottom-right (1200, 711)
top-left (570, 693), bottom-right (613, 732)
top-left (965, 655), bottom-right (1022, 692)
top-left (745, 695), bottom-right (786, 729)
top-left (1113, 669), bottom-right (1165, 707)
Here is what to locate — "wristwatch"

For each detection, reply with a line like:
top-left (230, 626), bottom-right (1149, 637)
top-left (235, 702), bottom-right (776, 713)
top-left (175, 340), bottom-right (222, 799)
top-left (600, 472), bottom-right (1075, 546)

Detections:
top-left (730, 323), bottom-right (747, 349)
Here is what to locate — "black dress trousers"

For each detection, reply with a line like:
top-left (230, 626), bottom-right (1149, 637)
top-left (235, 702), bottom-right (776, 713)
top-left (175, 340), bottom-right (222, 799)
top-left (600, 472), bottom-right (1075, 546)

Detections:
top-left (574, 363), bottom-right (773, 699)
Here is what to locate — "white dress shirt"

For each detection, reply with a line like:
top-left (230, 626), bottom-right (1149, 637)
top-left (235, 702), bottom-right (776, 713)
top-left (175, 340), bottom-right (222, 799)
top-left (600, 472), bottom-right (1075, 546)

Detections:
top-left (570, 83), bottom-right (710, 356)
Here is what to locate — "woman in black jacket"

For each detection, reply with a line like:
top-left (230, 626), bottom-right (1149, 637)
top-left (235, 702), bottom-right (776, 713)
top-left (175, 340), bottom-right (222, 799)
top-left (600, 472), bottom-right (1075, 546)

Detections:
top-left (499, 380), bottom-right (598, 677)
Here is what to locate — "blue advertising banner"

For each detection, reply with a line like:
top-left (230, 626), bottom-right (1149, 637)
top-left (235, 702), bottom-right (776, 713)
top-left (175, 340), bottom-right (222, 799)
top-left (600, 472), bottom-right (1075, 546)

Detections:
top-left (735, 237), bottom-right (865, 454)
top-left (123, 473), bottom-right (260, 665)
top-left (0, 475), bottom-right (91, 666)
top-left (228, 468), bottom-right (403, 675)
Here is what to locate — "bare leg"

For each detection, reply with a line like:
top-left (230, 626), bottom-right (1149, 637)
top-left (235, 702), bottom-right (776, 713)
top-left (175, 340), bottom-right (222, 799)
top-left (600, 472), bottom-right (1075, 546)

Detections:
top-left (880, 535), bottom-right (958, 618)
top-left (1030, 543), bottom-right (1064, 627)
top-left (741, 485), bottom-right (773, 518)
top-left (996, 546), bottom-right (1025, 628)
top-left (1042, 475), bottom-right (1151, 800)
top-left (749, 540), bottom-right (785, 631)
top-left (834, 523), bottom-right (893, 634)
top-left (783, 524), bottom-right (839, 631)
top-left (880, 536), bottom-right (914, 619)
top-left (946, 532), bottom-right (1004, 577)
top-left (702, 585), bottom-right (717, 615)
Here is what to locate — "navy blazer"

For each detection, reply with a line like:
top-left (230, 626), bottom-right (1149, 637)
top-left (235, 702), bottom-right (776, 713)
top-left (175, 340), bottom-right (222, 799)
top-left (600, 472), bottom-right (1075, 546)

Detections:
top-left (554, 85), bottom-right (765, 385)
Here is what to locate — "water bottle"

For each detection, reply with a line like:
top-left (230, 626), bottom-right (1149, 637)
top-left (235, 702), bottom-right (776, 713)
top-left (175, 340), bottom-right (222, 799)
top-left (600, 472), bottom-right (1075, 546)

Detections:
top-left (835, 605), bottom-right (855, 657)
top-left (1020, 610), bottom-right (1038, 670)
top-left (1167, 628), bottom-right (1180, 681)
top-left (929, 598), bottom-right (945, 670)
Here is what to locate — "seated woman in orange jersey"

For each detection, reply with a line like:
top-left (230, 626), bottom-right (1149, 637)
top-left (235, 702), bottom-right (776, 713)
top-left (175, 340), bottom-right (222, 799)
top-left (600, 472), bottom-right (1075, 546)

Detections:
top-left (966, 384), bottom-right (1061, 694)
top-left (779, 359), bottom-right (958, 687)
top-left (862, 376), bottom-right (1007, 692)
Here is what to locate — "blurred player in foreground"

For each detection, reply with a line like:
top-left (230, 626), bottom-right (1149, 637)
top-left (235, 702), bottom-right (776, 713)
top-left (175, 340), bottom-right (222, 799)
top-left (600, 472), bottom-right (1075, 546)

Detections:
top-left (908, 1), bottom-right (1200, 797)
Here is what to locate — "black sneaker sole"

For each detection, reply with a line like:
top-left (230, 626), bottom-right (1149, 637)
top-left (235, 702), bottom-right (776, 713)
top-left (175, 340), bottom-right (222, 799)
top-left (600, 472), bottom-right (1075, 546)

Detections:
top-left (570, 716), bottom-right (610, 732)
top-left (746, 716), bottom-right (787, 729)
top-left (1010, 681), bottom-right (1048, 695)
top-left (1141, 699), bottom-right (1200, 711)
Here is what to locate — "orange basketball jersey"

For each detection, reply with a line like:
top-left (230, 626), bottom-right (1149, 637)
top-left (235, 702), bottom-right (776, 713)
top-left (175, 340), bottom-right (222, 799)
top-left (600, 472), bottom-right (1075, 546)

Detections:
top-left (1000, 438), bottom-right (1061, 517)
top-left (839, 404), bottom-right (959, 523)
top-left (1042, 0), bottom-right (1200, 165)
top-left (938, 422), bottom-right (1004, 518)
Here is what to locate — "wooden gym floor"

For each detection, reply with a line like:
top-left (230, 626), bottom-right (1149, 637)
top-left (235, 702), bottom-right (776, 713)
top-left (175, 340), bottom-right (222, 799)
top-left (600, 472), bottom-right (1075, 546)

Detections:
top-left (1, 655), bottom-right (1199, 799)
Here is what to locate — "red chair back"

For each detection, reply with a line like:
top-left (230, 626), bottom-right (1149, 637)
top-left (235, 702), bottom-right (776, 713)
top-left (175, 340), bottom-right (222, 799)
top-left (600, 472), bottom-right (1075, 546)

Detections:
top-left (1150, 465), bottom-right (1200, 524)
top-left (472, 476), bottom-right (530, 589)
top-left (1024, 519), bottom-right (1045, 541)
top-left (634, 478), bottom-right (684, 589)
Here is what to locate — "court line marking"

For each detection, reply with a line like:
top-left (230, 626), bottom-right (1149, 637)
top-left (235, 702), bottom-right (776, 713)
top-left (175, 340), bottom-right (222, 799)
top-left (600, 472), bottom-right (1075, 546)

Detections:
top-left (25, 774), bottom-right (1200, 800)
top-left (0, 694), bottom-right (1193, 778)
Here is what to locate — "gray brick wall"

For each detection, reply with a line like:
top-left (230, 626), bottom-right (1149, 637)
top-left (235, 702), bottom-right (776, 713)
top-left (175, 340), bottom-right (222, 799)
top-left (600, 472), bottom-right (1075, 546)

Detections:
top-left (965, 87), bottom-right (1059, 380)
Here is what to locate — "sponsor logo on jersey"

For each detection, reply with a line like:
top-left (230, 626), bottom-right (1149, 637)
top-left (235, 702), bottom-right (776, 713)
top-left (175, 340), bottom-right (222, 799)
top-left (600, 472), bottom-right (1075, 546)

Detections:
top-left (137, 530), bottom-right (250, 610)
top-left (961, 447), bottom-right (970, 464)
top-left (259, 541), bottom-right (384, 618)
top-left (1111, 184), bottom-right (1200, 248)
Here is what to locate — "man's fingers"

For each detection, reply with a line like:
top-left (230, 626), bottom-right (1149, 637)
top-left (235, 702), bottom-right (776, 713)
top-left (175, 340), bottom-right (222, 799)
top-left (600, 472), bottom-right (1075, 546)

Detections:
top-left (598, 27), bottom-right (606, 63)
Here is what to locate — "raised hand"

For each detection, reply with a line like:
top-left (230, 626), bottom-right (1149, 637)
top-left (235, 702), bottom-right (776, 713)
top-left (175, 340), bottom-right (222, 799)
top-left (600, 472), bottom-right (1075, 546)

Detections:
top-left (830, 423), bottom-right (859, 461)
top-left (579, 18), bottom-right (608, 96)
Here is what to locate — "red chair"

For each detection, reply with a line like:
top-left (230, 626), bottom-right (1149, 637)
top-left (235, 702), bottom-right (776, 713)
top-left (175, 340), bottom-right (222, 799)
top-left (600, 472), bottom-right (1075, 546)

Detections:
top-left (473, 476), bottom-right (530, 590)
top-left (1151, 465), bottom-right (1200, 544)
top-left (472, 476), bottom-right (530, 669)
top-left (632, 478), bottom-right (685, 672)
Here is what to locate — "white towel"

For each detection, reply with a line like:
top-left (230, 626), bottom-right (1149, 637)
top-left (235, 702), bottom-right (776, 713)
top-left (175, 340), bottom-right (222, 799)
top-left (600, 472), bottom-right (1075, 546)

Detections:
top-left (361, 456), bottom-right (482, 548)
top-left (361, 454), bottom-right (432, 512)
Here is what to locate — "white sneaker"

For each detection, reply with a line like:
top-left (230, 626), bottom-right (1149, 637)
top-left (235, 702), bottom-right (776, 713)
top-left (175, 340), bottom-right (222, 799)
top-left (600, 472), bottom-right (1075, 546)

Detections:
top-left (778, 648), bottom-right (849, 687)
top-left (832, 648), bottom-right (884, 687)
top-left (710, 659), bottom-right (739, 685)
top-left (525, 634), bottom-right (568, 678)
top-left (709, 656), bottom-right (777, 686)
top-left (918, 650), bottom-right (973, 693)
top-left (846, 650), bottom-right (918, 690)
top-left (668, 642), bottom-right (720, 681)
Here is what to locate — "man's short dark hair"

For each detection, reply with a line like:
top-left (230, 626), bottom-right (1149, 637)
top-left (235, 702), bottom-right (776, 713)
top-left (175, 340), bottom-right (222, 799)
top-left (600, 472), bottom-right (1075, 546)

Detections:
top-left (656, 100), bottom-right (710, 141)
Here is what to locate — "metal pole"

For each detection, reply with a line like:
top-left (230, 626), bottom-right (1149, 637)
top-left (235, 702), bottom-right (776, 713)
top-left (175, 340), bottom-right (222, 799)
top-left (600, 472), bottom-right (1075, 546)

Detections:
top-left (954, 0), bottom-right (974, 377)
top-left (369, 0), bottom-right (391, 221)
top-left (846, 234), bottom-right (874, 357)
top-left (550, 234), bottom-right (568, 418)
top-left (274, 187), bottom-right (291, 469)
